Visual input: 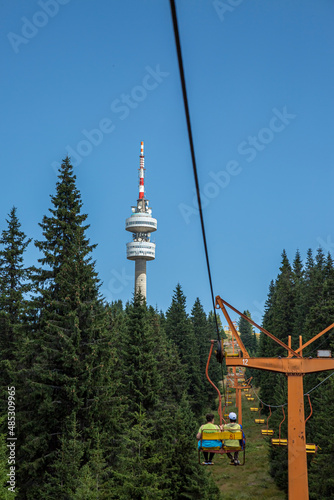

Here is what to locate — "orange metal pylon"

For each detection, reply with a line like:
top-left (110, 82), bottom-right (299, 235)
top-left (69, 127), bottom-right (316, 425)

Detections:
top-left (216, 295), bottom-right (334, 500)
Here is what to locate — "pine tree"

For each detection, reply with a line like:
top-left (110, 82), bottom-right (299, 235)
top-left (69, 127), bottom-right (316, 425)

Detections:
top-left (0, 207), bottom-right (32, 395)
top-left (268, 383), bottom-right (288, 494)
top-left (111, 406), bottom-right (167, 500)
top-left (167, 394), bottom-right (221, 500)
top-left (272, 250), bottom-right (295, 351)
top-left (121, 294), bottom-right (163, 418)
top-left (259, 247), bottom-right (334, 495)
top-left (191, 298), bottom-right (212, 409)
top-left (238, 310), bottom-right (257, 355)
top-left (302, 248), bottom-right (329, 343)
top-left (41, 412), bottom-right (85, 499)
top-left (258, 252), bottom-right (295, 411)
top-left (255, 280), bottom-right (275, 390)
top-left (17, 158), bottom-right (119, 497)
top-left (308, 376), bottom-right (334, 499)
top-left (0, 417), bottom-right (17, 498)
top-left (291, 250), bottom-right (305, 346)
top-left (165, 284), bottom-right (203, 417)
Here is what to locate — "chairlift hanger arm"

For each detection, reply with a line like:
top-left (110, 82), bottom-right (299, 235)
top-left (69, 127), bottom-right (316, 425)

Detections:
top-left (205, 340), bottom-right (224, 425)
top-left (215, 296), bottom-right (302, 358)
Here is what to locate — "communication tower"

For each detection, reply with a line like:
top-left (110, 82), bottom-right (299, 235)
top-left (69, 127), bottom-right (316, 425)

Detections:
top-left (125, 141), bottom-right (157, 300)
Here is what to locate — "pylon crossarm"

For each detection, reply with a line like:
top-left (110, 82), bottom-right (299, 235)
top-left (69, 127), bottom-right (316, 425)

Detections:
top-left (225, 357), bottom-right (334, 374)
top-left (216, 296), bottom-right (302, 358)
top-left (295, 323), bottom-right (334, 354)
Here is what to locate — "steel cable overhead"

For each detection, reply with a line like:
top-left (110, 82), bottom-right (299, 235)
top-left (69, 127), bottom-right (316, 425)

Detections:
top-left (246, 370), bottom-right (334, 409)
top-left (169, 2), bottom-right (334, 416)
top-left (169, 0), bottom-right (221, 343)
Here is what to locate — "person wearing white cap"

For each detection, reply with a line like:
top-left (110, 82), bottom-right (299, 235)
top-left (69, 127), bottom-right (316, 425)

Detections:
top-left (222, 412), bottom-right (242, 465)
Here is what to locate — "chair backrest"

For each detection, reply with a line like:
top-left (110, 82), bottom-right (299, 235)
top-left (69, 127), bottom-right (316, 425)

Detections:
top-left (201, 430), bottom-right (243, 441)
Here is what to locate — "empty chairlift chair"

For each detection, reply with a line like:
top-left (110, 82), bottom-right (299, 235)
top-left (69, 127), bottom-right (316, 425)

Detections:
top-left (271, 399), bottom-right (317, 453)
top-left (254, 403), bottom-right (265, 424)
top-left (261, 406), bottom-right (274, 436)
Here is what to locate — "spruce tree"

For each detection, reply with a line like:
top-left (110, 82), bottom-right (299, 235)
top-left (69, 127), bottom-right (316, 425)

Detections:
top-left (17, 158), bottom-right (119, 497)
top-left (111, 406), bottom-right (166, 500)
top-left (308, 376), bottom-right (334, 499)
top-left (191, 298), bottom-right (212, 409)
top-left (121, 294), bottom-right (163, 418)
top-left (256, 279), bottom-right (275, 389)
top-left (0, 416), bottom-right (17, 498)
top-left (259, 248), bottom-right (334, 494)
top-left (167, 394), bottom-right (221, 500)
top-left (268, 384), bottom-right (288, 494)
top-left (258, 252), bottom-right (294, 412)
top-left (112, 295), bottom-right (170, 497)
top-left (238, 310), bottom-right (257, 355)
top-left (271, 250), bottom-right (295, 351)
top-left (0, 207), bottom-right (32, 393)
top-left (165, 284), bottom-right (203, 417)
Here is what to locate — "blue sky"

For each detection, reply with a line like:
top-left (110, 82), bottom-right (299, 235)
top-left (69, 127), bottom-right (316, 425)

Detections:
top-left (1, 0), bottom-right (333, 327)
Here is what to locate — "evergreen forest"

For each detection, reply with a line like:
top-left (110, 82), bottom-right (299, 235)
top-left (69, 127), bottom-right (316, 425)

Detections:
top-left (0, 158), bottom-right (333, 499)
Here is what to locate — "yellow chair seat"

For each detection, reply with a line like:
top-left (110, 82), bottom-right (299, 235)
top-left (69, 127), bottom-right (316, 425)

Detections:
top-left (271, 438), bottom-right (288, 446)
top-left (271, 439), bottom-right (317, 453)
top-left (261, 429), bottom-right (274, 436)
top-left (306, 444), bottom-right (317, 454)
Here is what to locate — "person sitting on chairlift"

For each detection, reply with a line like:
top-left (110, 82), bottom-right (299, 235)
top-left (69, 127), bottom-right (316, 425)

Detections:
top-left (196, 413), bottom-right (221, 465)
top-left (222, 411), bottom-right (242, 466)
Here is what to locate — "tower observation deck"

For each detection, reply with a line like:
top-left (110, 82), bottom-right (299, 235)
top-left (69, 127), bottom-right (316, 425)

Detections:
top-left (125, 141), bottom-right (157, 300)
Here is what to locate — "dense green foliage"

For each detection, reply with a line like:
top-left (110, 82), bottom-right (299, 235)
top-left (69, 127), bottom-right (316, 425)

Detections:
top-left (0, 159), bottom-right (221, 499)
top-left (255, 249), bottom-right (334, 498)
top-left (1, 157), bottom-right (333, 498)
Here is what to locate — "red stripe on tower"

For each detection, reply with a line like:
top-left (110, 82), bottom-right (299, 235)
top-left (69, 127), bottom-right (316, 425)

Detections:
top-left (139, 141), bottom-right (145, 199)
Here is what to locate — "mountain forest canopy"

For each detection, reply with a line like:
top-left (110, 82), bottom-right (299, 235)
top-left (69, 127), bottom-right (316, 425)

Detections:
top-left (0, 157), bottom-right (333, 498)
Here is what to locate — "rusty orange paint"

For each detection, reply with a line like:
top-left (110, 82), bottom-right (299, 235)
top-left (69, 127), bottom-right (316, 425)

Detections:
top-left (217, 295), bottom-right (334, 500)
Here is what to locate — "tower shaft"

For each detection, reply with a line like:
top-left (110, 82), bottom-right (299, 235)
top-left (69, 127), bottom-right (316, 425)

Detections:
top-left (135, 259), bottom-right (147, 297)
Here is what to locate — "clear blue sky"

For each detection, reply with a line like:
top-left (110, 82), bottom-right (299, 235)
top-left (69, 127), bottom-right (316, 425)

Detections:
top-left (1, 0), bottom-right (333, 326)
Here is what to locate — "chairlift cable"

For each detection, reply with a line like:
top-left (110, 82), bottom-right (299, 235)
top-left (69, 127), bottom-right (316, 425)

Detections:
top-left (169, 0), bottom-right (334, 418)
top-left (248, 370), bottom-right (334, 409)
top-left (169, 0), bottom-right (221, 343)
top-left (305, 329), bottom-right (334, 356)
top-left (305, 370), bottom-right (334, 395)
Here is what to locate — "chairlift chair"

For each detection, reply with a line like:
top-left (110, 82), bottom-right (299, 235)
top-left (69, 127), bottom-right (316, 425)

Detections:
top-left (261, 406), bottom-right (274, 436)
top-left (271, 402), bottom-right (317, 454)
top-left (198, 429), bottom-right (246, 466)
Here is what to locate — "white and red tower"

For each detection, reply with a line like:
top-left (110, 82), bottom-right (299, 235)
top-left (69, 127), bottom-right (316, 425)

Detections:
top-left (125, 141), bottom-right (157, 300)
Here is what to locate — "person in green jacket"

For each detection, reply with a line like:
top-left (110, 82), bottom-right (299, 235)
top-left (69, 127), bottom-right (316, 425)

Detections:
top-left (223, 412), bottom-right (242, 466)
top-left (196, 413), bottom-right (221, 465)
